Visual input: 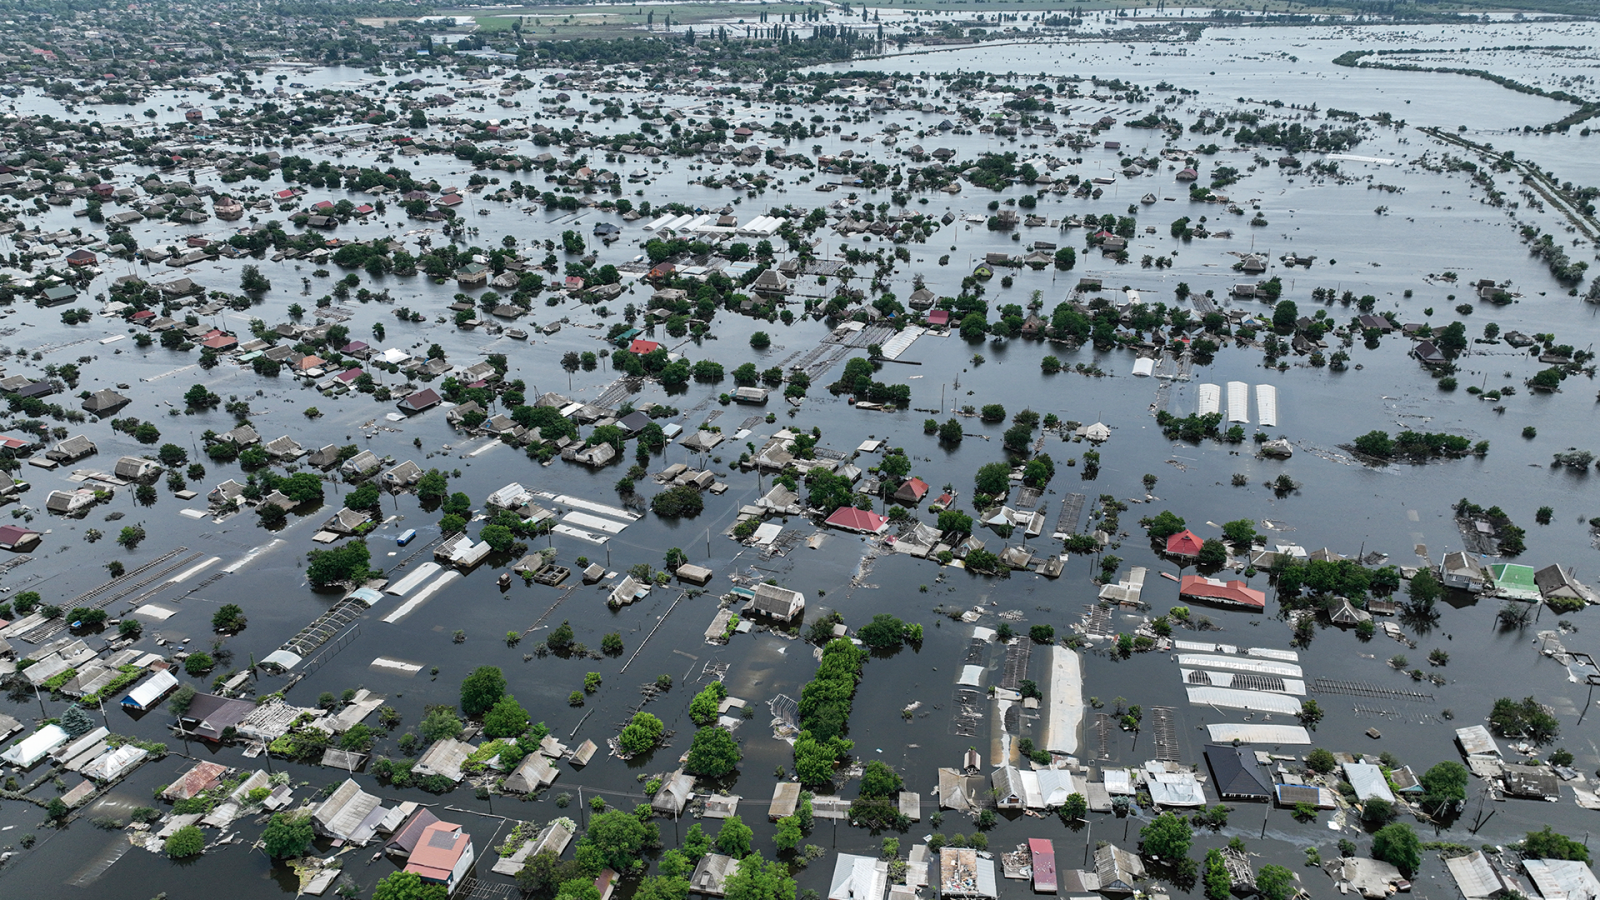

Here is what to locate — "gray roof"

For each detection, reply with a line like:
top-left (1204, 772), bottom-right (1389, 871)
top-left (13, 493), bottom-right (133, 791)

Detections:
top-left (313, 778), bottom-right (384, 841)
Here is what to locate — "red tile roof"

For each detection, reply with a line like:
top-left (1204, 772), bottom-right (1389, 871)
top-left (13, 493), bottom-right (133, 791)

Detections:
top-left (1165, 529), bottom-right (1204, 557)
top-left (824, 506), bottom-right (889, 535)
top-left (628, 339), bottom-right (661, 355)
top-left (404, 821), bottom-right (469, 883)
top-left (1179, 575), bottom-right (1266, 609)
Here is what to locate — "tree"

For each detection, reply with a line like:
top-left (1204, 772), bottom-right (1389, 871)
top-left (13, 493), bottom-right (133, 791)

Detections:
top-left (1139, 811), bottom-right (1192, 862)
top-left (165, 824), bottom-right (205, 858)
top-left (1420, 761), bottom-right (1469, 811)
top-left (375, 870), bottom-right (448, 900)
top-left (618, 711), bottom-right (665, 754)
top-left (1144, 510), bottom-right (1186, 540)
top-left (548, 621), bottom-right (575, 652)
top-left (636, 876), bottom-right (690, 900)
top-left (212, 603), bottom-right (247, 633)
top-left (460, 665), bottom-right (507, 717)
top-left (279, 472), bottom-right (325, 504)
top-left (716, 815), bottom-right (754, 858)
top-left (974, 461), bottom-right (1011, 497)
top-left (480, 523), bottom-right (515, 553)
top-left (185, 652), bottom-right (215, 676)
top-left (517, 851), bottom-right (584, 900)
top-left (1272, 300), bottom-right (1298, 333)
top-left (158, 443), bottom-right (189, 467)
top-left (1298, 698), bottom-right (1324, 729)
top-left (652, 485), bottom-right (704, 518)
top-left (262, 811), bottom-right (314, 859)
top-left (1406, 569), bottom-right (1441, 612)
top-left (60, 706), bottom-right (96, 738)
top-left (240, 264), bottom-right (271, 294)
top-left (938, 418), bottom-right (964, 444)
top-left (305, 541), bottom-right (370, 588)
top-left (857, 614), bottom-right (908, 650)
top-left (1371, 822), bottom-right (1422, 876)
top-left (685, 725), bottom-right (742, 777)
top-left (1306, 748), bottom-right (1336, 774)
top-left (576, 809), bottom-right (656, 873)
top-left (690, 682), bottom-right (728, 726)
top-left (1060, 793), bottom-right (1087, 822)
top-left (723, 853), bottom-right (795, 900)
top-left (1203, 849), bottom-right (1231, 900)
top-left (938, 510), bottom-right (974, 535)
top-left (1197, 538), bottom-right (1228, 567)
top-left (1002, 423), bottom-right (1034, 455)
top-left (859, 760), bottom-right (902, 797)
top-left (421, 707), bottom-right (463, 742)
top-left (1354, 430), bottom-right (1395, 457)
top-left (1256, 864), bottom-right (1295, 900)
top-left (773, 816), bottom-right (803, 853)
top-left (417, 469), bottom-right (449, 504)
top-left (346, 483), bottom-right (381, 511)
top-left (483, 694), bottom-right (530, 739)
top-left (750, 332), bottom-right (771, 350)
top-left (1523, 826), bottom-right (1591, 863)
top-left (1221, 519), bottom-right (1258, 549)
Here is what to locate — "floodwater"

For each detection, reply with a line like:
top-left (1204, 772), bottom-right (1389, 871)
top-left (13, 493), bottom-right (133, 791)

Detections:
top-left (0, 12), bottom-right (1598, 900)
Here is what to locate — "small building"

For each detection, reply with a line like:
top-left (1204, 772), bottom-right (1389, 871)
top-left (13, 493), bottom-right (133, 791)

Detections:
top-left (121, 669), bottom-right (179, 711)
top-left (1092, 845), bottom-right (1144, 895)
top-left (1439, 551), bottom-right (1489, 593)
top-left (1501, 763), bottom-right (1559, 801)
top-left (1205, 743), bottom-right (1272, 801)
top-left (1179, 575), bottom-right (1266, 610)
top-left (1029, 839), bottom-right (1057, 894)
top-left (744, 583), bottom-right (805, 622)
top-left (162, 760), bottom-right (229, 801)
top-left (939, 847), bottom-right (998, 899)
top-left (1523, 859), bottom-right (1600, 900)
top-left (398, 389), bottom-right (443, 414)
top-left (0, 724), bottom-right (69, 768)
top-left (177, 693), bottom-right (256, 741)
top-left (991, 766), bottom-right (1024, 809)
top-left (114, 456), bottom-right (162, 482)
top-left (769, 782), bottom-right (801, 820)
top-left (691, 853), bottom-right (739, 897)
top-left (404, 821), bottom-right (475, 895)
top-left (0, 525), bottom-right (40, 552)
top-left (676, 564), bottom-right (714, 586)
top-left (81, 389), bottom-right (131, 416)
top-left (503, 754), bottom-right (558, 794)
top-left (652, 769), bottom-right (696, 815)
top-left (1344, 762), bottom-right (1396, 804)
top-left (46, 434), bottom-right (97, 463)
top-left (382, 460), bottom-right (423, 491)
top-left (413, 738), bottom-right (475, 782)
top-left (892, 477), bottom-right (929, 506)
top-left (1165, 529), bottom-right (1204, 558)
top-left (824, 506), bottom-right (889, 535)
top-left (733, 386), bottom-right (769, 405)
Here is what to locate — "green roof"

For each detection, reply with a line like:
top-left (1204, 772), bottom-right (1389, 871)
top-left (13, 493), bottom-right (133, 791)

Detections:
top-left (1489, 563), bottom-right (1539, 600)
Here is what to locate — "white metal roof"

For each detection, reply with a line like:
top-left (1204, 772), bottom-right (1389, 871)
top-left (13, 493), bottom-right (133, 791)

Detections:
top-left (1255, 384), bottom-right (1279, 427)
top-left (1205, 723), bottom-right (1311, 744)
top-left (1227, 381), bottom-right (1250, 423)
top-left (1176, 653), bottom-right (1303, 678)
top-left (122, 669), bottom-right (179, 709)
top-left (1196, 383), bottom-right (1221, 417)
top-left (1186, 686), bottom-right (1301, 715)
top-left (1344, 762), bottom-right (1396, 803)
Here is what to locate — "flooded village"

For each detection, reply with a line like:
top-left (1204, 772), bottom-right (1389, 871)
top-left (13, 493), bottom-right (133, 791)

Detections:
top-left (0, 1), bottom-right (1596, 900)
